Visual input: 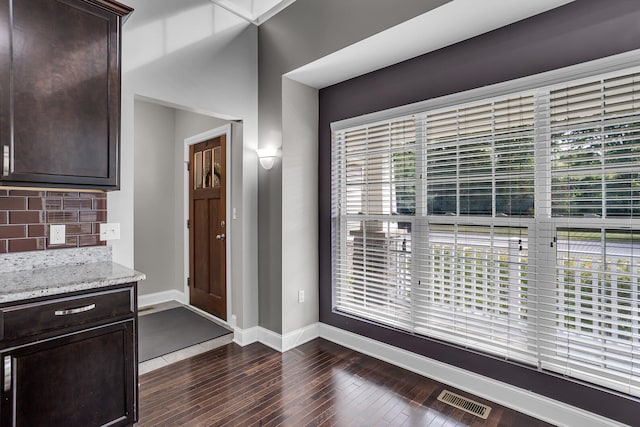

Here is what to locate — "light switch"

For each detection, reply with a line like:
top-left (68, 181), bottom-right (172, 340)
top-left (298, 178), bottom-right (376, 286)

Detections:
top-left (100, 223), bottom-right (120, 241)
top-left (49, 224), bottom-right (66, 245)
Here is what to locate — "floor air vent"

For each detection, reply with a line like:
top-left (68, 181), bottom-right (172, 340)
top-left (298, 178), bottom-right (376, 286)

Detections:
top-left (437, 390), bottom-right (491, 419)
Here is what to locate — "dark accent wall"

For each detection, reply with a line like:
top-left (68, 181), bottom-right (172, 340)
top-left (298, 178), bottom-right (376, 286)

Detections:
top-left (318, 0), bottom-right (640, 424)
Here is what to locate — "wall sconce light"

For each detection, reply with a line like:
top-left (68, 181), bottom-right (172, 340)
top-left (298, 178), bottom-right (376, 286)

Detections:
top-left (257, 147), bottom-right (281, 170)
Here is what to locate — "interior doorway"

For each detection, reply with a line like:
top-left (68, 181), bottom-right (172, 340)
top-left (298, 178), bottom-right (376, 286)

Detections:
top-left (183, 123), bottom-right (235, 324)
top-left (133, 98), bottom-right (235, 324)
top-left (189, 135), bottom-right (227, 319)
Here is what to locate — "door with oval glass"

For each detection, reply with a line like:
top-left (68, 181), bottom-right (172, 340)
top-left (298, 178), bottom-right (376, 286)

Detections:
top-left (189, 136), bottom-right (226, 320)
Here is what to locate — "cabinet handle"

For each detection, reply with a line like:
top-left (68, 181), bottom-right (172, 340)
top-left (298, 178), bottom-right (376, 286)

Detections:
top-left (2, 145), bottom-right (8, 177)
top-left (54, 303), bottom-right (96, 316)
top-left (3, 356), bottom-right (11, 392)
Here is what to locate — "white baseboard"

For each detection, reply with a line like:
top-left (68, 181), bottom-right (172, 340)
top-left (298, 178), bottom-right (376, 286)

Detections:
top-left (138, 289), bottom-right (186, 308)
top-left (282, 323), bottom-right (320, 352)
top-left (318, 323), bottom-right (625, 427)
top-left (257, 327), bottom-right (283, 352)
top-left (231, 323), bottom-right (321, 353)
top-left (233, 326), bottom-right (258, 346)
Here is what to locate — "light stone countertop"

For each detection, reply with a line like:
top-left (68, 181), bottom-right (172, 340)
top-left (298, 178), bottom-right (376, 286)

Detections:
top-left (0, 261), bottom-right (146, 304)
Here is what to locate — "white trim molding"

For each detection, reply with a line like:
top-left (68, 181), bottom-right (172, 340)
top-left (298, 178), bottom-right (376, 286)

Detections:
top-left (257, 327), bottom-right (284, 352)
top-left (232, 323), bottom-right (321, 353)
top-left (233, 326), bottom-right (259, 347)
top-left (318, 324), bottom-right (627, 427)
top-left (138, 290), bottom-right (186, 308)
top-left (282, 323), bottom-right (320, 352)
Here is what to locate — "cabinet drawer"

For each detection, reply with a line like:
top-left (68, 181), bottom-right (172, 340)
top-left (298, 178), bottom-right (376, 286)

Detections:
top-left (0, 287), bottom-right (134, 341)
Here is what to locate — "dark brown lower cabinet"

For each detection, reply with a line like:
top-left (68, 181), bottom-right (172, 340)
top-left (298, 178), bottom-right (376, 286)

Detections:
top-left (0, 283), bottom-right (138, 427)
top-left (1, 322), bottom-right (135, 426)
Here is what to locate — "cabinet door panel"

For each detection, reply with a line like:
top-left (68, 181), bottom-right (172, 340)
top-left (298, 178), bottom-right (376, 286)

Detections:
top-left (1, 320), bottom-right (136, 427)
top-left (0, 0), bottom-right (121, 189)
top-left (0, 0), bottom-right (10, 169)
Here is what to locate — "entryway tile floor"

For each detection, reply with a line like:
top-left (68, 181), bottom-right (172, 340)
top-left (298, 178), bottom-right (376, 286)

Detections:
top-left (137, 301), bottom-right (234, 374)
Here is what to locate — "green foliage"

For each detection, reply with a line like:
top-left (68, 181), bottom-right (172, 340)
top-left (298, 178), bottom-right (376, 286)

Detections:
top-left (552, 122), bottom-right (640, 217)
top-left (391, 150), bottom-right (416, 215)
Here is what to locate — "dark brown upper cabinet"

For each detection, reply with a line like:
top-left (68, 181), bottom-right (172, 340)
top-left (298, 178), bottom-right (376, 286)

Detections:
top-left (0, 0), bottom-right (132, 190)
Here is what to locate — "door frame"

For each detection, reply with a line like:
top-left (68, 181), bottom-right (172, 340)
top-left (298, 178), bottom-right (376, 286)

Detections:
top-left (183, 124), bottom-right (232, 324)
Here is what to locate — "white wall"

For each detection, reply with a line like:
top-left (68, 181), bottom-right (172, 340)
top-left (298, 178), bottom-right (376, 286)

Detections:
top-left (281, 77), bottom-right (319, 334)
top-left (134, 99), bottom-right (229, 297)
top-left (112, 0), bottom-right (259, 328)
top-left (133, 101), bottom-right (177, 295)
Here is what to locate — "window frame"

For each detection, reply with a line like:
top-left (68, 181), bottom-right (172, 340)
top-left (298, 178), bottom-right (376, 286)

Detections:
top-left (331, 53), bottom-right (640, 398)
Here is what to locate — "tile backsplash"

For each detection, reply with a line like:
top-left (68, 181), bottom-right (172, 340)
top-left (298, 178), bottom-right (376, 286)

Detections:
top-left (0, 190), bottom-right (107, 253)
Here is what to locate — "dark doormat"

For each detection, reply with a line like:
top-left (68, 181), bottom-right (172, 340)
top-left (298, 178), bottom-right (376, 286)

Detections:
top-left (138, 307), bottom-right (232, 362)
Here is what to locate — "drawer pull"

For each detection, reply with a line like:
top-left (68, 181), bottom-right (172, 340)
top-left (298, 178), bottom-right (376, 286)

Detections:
top-left (4, 356), bottom-right (11, 392)
top-left (54, 303), bottom-right (96, 316)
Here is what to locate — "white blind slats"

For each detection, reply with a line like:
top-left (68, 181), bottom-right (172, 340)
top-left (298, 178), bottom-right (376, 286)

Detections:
top-left (538, 227), bottom-right (640, 393)
top-left (425, 94), bottom-right (535, 218)
top-left (411, 221), bottom-right (533, 361)
top-left (332, 67), bottom-right (640, 399)
top-left (551, 73), bottom-right (640, 219)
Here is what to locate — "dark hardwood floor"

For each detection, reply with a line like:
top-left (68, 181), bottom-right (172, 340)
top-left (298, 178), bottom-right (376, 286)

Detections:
top-left (137, 338), bottom-right (553, 426)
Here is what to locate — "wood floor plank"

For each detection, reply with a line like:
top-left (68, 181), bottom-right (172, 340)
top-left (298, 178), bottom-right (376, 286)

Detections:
top-left (209, 349), bottom-right (338, 426)
top-left (136, 338), bottom-right (553, 427)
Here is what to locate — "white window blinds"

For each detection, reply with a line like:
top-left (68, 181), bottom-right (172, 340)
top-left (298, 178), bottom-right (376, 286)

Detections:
top-left (425, 96), bottom-right (535, 217)
top-left (332, 66), bottom-right (640, 398)
top-left (551, 72), bottom-right (640, 218)
top-left (539, 229), bottom-right (640, 395)
top-left (333, 119), bottom-right (416, 329)
top-left (541, 71), bottom-right (640, 395)
top-left (413, 224), bottom-right (534, 363)
top-left (413, 94), bottom-right (537, 363)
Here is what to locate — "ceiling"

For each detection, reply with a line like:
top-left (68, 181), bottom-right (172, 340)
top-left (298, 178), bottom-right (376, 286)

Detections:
top-left (286, 0), bottom-right (575, 89)
top-left (209, 0), bottom-right (297, 25)
top-left (206, 0), bottom-right (576, 87)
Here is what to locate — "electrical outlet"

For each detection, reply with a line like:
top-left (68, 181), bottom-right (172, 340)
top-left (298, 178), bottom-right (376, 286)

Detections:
top-left (298, 290), bottom-right (305, 303)
top-left (49, 224), bottom-right (66, 245)
top-left (100, 223), bottom-right (121, 241)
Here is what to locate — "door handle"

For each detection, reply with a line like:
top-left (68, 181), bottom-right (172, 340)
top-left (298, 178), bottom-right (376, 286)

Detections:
top-left (216, 234), bottom-right (225, 241)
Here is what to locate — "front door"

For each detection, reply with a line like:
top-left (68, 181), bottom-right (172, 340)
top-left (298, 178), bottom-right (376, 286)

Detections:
top-left (189, 136), bottom-right (226, 319)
